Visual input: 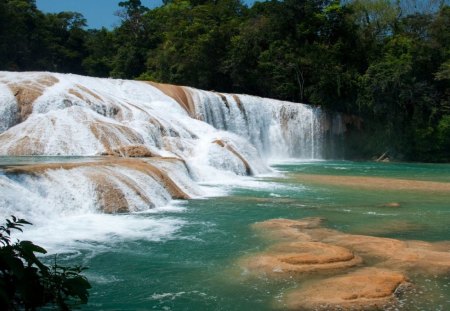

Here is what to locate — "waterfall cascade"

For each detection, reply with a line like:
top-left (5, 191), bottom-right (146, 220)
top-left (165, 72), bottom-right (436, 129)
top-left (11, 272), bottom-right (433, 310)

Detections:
top-left (190, 89), bottom-right (329, 159)
top-left (0, 72), bottom-right (346, 219)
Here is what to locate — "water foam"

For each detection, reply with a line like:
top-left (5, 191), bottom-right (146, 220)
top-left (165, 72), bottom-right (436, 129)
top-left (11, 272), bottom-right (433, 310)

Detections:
top-left (189, 90), bottom-right (329, 159)
top-left (0, 72), bottom-right (344, 251)
top-left (13, 213), bottom-right (186, 255)
top-left (0, 83), bottom-right (17, 133)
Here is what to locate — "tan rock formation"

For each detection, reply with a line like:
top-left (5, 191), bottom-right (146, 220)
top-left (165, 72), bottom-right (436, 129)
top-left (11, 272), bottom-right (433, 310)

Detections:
top-left (241, 218), bottom-right (450, 309)
top-left (69, 84), bottom-right (103, 102)
top-left (5, 74), bottom-right (59, 122)
top-left (118, 158), bottom-right (191, 200)
top-left (148, 82), bottom-right (196, 117)
top-left (212, 139), bottom-right (253, 175)
top-left (232, 94), bottom-right (243, 112)
top-left (251, 217), bottom-right (324, 241)
top-left (252, 218), bottom-right (450, 276)
top-left (382, 202), bottom-right (401, 207)
top-left (352, 220), bottom-right (424, 236)
top-left (285, 268), bottom-right (409, 310)
top-left (323, 233), bottom-right (450, 275)
top-left (87, 171), bottom-right (131, 213)
top-left (89, 121), bottom-right (144, 154)
top-left (215, 92), bottom-right (230, 109)
top-left (5, 157), bottom-right (193, 212)
top-left (291, 173), bottom-right (450, 192)
top-left (102, 145), bottom-right (158, 157)
top-left (0, 134), bottom-right (45, 156)
top-left (240, 241), bottom-right (362, 278)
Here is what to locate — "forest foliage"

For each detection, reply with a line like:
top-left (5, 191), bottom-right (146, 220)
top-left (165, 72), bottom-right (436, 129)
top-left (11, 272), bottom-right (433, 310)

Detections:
top-left (0, 0), bottom-right (449, 161)
top-left (0, 216), bottom-right (91, 310)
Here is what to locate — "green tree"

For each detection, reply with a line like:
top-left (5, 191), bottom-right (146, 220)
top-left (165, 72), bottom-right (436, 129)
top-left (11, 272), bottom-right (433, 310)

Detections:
top-left (43, 12), bottom-right (88, 73)
top-left (0, 216), bottom-right (91, 310)
top-left (0, 0), bottom-right (46, 70)
top-left (143, 0), bottom-right (245, 90)
top-left (82, 28), bottom-right (115, 77)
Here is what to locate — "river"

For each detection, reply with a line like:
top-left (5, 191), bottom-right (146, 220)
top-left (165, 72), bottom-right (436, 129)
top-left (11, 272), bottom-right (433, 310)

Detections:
top-left (7, 160), bottom-right (446, 310)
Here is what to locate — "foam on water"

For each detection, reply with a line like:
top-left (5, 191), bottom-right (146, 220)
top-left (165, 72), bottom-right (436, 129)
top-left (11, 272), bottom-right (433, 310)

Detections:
top-left (189, 90), bottom-right (330, 159)
top-left (13, 213), bottom-right (186, 255)
top-left (0, 83), bottom-right (17, 133)
top-left (0, 71), bottom-right (345, 253)
top-left (0, 164), bottom-right (192, 253)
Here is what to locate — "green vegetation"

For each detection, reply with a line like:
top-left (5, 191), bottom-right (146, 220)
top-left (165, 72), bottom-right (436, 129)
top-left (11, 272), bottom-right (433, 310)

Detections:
top-left (0, 216), bottom-right (90, 310)
top-left (0, 0), bottom-right (449, 161)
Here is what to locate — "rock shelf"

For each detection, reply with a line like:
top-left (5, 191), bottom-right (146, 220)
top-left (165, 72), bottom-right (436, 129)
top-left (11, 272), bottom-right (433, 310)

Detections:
top-left (240, 217), bottom-right (450, 310)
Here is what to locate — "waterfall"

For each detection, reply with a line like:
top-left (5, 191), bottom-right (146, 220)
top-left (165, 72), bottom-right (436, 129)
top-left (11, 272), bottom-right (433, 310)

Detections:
top-left (0, 71), bottom-right (346, 223)
top-left (188, 89), bottom-right (328, 159)
top-left (0, 71), bottom-right (349, 252)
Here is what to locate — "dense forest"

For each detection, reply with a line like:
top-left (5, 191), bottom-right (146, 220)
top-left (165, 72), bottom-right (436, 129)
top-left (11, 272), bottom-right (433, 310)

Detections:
top-left (0, 0), bottom-right (449, 161)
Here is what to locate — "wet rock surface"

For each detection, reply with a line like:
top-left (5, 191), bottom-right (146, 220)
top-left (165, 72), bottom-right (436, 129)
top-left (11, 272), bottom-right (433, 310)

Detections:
top-left (240, 242), bottom-right (362, 277)
top-left (285, 268), bottom-right (409, 310)
top-left (240, 217), bottom-right (450, 310)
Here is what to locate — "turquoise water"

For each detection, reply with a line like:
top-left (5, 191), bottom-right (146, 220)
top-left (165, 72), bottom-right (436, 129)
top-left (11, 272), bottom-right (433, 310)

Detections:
top-left (50, 161), bottom-right (450, 310)
top-left (278, 160), bottom-right (450, 182)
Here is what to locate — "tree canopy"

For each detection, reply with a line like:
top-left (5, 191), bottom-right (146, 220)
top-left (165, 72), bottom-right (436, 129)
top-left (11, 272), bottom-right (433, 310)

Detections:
top-left (0, 0), bottom-right (449, 161)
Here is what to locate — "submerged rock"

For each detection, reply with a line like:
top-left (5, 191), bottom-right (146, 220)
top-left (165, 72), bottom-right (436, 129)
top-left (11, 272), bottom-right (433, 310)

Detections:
top-left (240, 241), bottom-right (362, 277)
top-left (251, 217), bottom-right (324, 241)
top-left (243, 217), bottom-right (450, 310)
top-left (382, 202), bottom-right (401, 207)
top-left (251, 218), bottom-right (450, 277)
top-left (285, 268), bottom-right (409, 310)
top-left (323, 232), bottom-right (450, 275)
top-left (291, 173), bottom-right (450, 193)
top-left (352, 220), bottom-right (424, 236)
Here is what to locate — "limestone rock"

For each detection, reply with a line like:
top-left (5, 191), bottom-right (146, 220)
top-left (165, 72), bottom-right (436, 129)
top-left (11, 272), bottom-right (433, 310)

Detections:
top-left (285, 268), bottom-right (409, 310)
top-left (240, 242), bottom-right (362, 278)
top-left (103, 145), bottom-right (158, 157)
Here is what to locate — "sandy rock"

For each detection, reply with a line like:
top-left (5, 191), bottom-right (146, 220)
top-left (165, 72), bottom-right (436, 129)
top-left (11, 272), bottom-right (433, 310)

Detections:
top-left (7, 74), bottom-right (59, 122)
top-left (4, 157), bottom-right (193, 212)
top-left (323, 233), bottom-right (408, 260)
top-left (252, 217), bottom-right (450, 276)
top-left (251, 217), bottom-right (324, 241)
top-left (88, 172), bottom-right (130, 213)
top-left (382, 241), bottom-right (450, 275)
top-left (212, 139), bottom-right (253, 175)
top-left (324, 233), bottom-right (450, 275)
top-left (240, 242), bottom-right (362, 278)
top-left (291, 173), bottom-right (450, 193)
top-left (148, 82), bottom-right (196, 117)
top-left (285, 268), bottom-right (409, 310)
top-left (102, 145), bottom-right (158, 157)
top-left (352, 220), bottom-right (424, 236)
top-left (89, 121), bottom-right (144, 154)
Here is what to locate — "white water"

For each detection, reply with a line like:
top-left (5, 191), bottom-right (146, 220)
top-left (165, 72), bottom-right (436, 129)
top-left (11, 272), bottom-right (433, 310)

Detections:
top-left (0, 72), bottom-right (343, 252)
top-left (0, 165), bottom-right (190, 254)
top-left (190, 89), bottom-right (327, 159)
top-left (0, 83), bottom-right (17, 133)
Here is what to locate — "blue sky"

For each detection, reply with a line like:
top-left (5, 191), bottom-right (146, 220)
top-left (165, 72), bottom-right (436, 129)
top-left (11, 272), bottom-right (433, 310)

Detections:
top-left (36, 0), bottom-right (258, 29)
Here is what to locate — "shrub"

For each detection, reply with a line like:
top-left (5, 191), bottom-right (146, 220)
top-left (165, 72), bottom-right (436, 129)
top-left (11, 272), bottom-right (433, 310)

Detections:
top-left (0, 216), bottom-right (91, 310)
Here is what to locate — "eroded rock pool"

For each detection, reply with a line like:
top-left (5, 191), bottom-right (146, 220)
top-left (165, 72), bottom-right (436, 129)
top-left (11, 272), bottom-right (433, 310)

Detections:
top-left (5, 160), bottom-right (450, 310)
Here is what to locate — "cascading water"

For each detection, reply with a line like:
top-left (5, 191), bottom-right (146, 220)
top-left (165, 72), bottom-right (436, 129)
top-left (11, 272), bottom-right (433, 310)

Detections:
top-left (0, 71), bottom-right (345, 252)
top-left (188, 89), bottom-right (331, 159)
